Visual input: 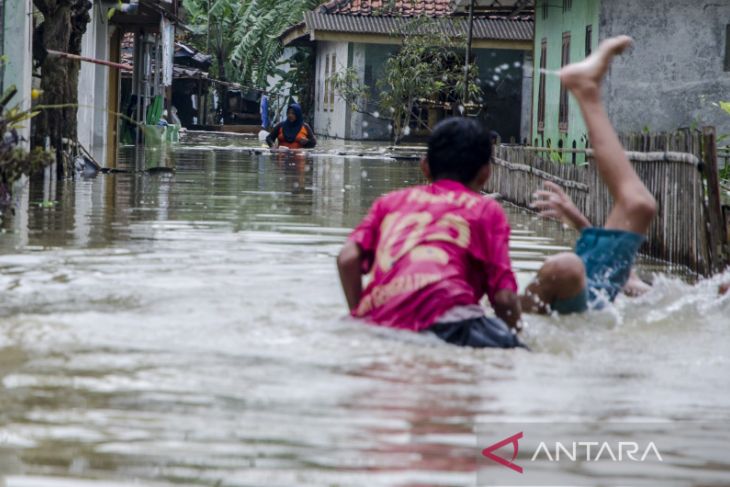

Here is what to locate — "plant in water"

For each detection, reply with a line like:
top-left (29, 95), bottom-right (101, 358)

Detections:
top-left (0, 86), bottom-right (54, 205)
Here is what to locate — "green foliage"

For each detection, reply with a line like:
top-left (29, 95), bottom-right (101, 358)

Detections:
top-left (0, 86), bottom-right (53, 198)
top-left (718, 101), bottom-right (730, 116)
top-left (270, 47), bottom-right (316, 120)
top-left (331, 17), bottom-right (482, 143)
top-left (331, 67), bottom-right (370, 113)
top-left (183, 0), bottom-right (319, 88)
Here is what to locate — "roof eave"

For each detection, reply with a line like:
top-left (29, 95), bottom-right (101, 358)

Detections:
top-left (281, 22), bottom-right (310, 46)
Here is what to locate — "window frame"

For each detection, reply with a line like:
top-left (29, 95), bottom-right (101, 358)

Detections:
top-left (537, 38), bottom-right (547, 133)
top-left (559, 32), bottom-right (571, 132)
top-left (323, 54), bottom-right (330, 112)
top-left (330, 52), bottom-right (337, 110)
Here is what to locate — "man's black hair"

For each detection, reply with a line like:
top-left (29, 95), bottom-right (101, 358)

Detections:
top-left (426, 117), bottom-right (493, 184)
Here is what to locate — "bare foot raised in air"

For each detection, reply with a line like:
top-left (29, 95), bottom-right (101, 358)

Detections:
top-left (560, 35), bottom-right (633, 96)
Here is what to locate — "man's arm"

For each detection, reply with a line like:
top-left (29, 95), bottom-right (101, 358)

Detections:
top-left (337, 241), bottom-right (363, 312)
top-left (492, 289), bottom-right (522, 330)
top-left (531, 181), bottom-right (591, 230)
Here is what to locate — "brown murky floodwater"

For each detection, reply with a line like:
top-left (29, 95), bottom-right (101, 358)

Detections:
top-left (0, 133), bottom-right (728, 486)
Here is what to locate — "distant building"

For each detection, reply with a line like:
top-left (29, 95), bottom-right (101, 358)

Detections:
top-left (283, 0), bottom-right (534, 142)
top-left (532, 0), bottom-right (730, 154)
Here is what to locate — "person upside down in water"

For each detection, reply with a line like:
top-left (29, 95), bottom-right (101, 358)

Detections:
top-left (520, 36), bottom-right (658, 314)
top-left (266, 103), bottom-right (317, 150)
top-left (337, 36), bottom-right (656, 349)
top-left (530, 181), bottom-right (652, 300)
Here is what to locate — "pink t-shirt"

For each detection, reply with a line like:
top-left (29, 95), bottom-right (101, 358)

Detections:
top-left (349, 179), bottom-right (517, 331)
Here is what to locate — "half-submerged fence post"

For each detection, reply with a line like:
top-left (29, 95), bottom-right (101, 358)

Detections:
top-left (701, 127), bottom-right (728, 273)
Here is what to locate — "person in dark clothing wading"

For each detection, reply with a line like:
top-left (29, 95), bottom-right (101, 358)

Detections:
top-left (266, 103), bottom-right (317, 149)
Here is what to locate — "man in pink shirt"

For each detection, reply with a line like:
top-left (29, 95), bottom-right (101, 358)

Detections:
top-left (337, 117), bottom-right (524, 349)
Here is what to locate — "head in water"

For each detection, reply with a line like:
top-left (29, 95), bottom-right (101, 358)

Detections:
top-left (423, 117), bottom-right (493, 188)
top-left (287, 103), bottom-right (303, 123)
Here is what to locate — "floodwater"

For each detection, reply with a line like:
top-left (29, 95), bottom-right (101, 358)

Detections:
top-left (0, 133), bottom-right (728, 487)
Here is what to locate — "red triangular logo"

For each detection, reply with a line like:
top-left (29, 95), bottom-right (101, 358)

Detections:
top-left (481, 432), bottom-right (524, 474)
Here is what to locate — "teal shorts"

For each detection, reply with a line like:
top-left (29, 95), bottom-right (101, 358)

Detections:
top-left (552, 228), bottom-right (645, 314)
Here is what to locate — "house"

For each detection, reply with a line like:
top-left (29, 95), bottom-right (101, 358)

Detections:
top-left (75, 0), bottom-right (182, 165)
top-left (1, 0), bottom-right (34, 148)
top-left (283, 0), bottom-right (535, 142)
top-left (107, 0), bottom-right (181, 153)
top-left (532, 0), bottom-right (730, 154)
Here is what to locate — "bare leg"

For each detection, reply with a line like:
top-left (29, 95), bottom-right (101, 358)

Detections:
top-left (560, 36), bottom-right (657, 235)
top-left (521, 253), bottom-right (586, 314)
top-left (623, 269), bottom-right (652, 297)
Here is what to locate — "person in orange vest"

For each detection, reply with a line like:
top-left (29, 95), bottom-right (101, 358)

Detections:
top-left (266, 103), bottom-right (316, 149)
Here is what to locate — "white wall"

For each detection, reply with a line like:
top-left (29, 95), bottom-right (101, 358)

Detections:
top-left (78, 2), bottom-right (113, 166)
top-left (2, 0), bottom-right (33, 147)
top-left (313, 41), bottom-right (350, 139)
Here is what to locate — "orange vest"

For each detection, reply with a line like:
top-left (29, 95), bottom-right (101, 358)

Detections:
top-left (278, 125), bottom-right (308, 149)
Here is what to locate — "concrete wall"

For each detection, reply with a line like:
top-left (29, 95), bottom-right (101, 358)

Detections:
top-left (313, 41), bottom-right (350, 139)
top-left (78, 2), bottom-right (114, 165)
top-left (601, 0), bottom-right (730, 136)
top-left (2, 0), bottom-right (34, 147)
top-left (532, 0), bottom-right (600, 150)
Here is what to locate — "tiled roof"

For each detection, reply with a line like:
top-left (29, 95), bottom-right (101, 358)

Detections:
top-left (319, 0), bottom-right (453, 16)
top-left (302, 11), bottom-right (533, 41)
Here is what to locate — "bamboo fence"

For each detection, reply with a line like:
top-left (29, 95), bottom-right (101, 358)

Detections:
top-left (487, 128), bottom-right (729, 276)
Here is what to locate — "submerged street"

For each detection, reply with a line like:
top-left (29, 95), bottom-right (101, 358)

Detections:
top-left (0, 134), bottom-right (728, 486)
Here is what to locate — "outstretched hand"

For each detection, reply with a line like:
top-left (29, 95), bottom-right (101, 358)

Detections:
top-left (531, 181), bottom-right (591, 230)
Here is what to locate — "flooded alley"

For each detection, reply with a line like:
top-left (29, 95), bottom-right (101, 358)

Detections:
top-left (0, 134), bottom-right (728, 486)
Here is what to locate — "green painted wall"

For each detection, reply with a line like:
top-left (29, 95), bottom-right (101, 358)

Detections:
top-left (532, 0), bottom-right (600, 161)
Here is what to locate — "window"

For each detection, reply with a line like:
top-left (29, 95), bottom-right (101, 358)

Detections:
top-left (585, 25), bottom-right (593, 57)
top-left (316, 57), bottom-right (321, 109)
top-left (542, 0), bottom-right (548, 20)
top-left (725, 25), bottom-right (730, 71)
top-left (559, 32), bottom-right (571, 131)
top-left (364, 64), bottom-right (373, 87)
top-left (330, 52), bottom-right (337, 110)
top-left (537, 38), bottom-right (547, 132)
top-left (563, 0), bottom-right (572, 12)
top-left (323, 55), bottom-right (330, 112)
